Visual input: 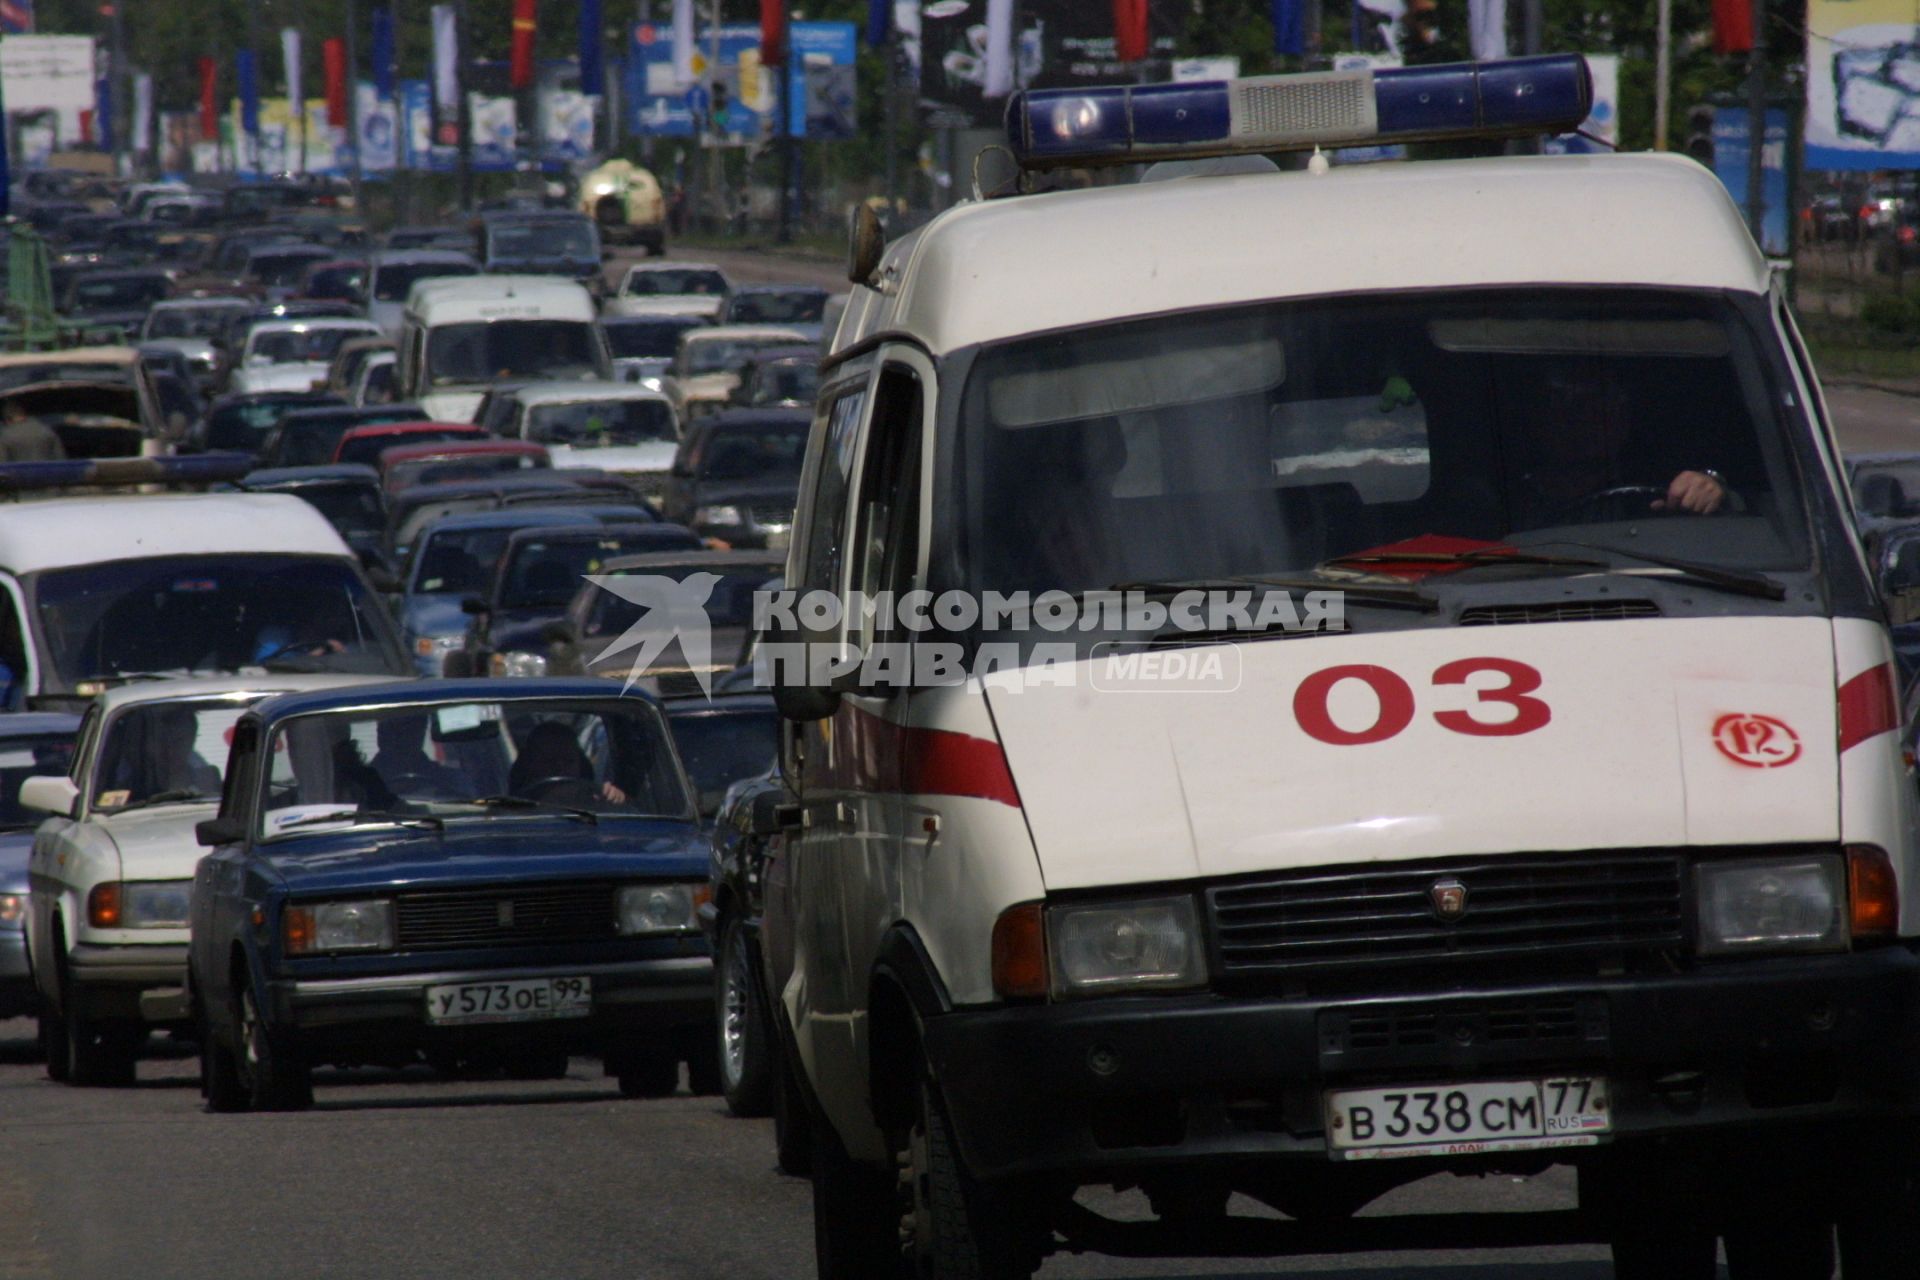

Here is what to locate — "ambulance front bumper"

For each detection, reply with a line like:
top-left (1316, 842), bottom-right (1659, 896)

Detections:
top-left (921, 946), bottom-right (1920, 1180)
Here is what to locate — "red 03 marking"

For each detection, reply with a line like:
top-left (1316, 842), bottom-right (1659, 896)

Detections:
top-left (1293, 658), bottom-right (1551, 746)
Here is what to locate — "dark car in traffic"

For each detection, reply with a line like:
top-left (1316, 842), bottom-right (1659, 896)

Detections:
top-left (477, 211), bottom-right (602, 285)
top-left (660, 409), bottom-right (807, 549)
top-left (457, 523), bottom-right (705, 678)
top-left (187, 679), bottom-right (718, 1109)
top-left (241, 464), bottom-right (391, 574)
top-left (0, 714), bottom-right (82, 1020)
top-left (550, 549), bottom-right (782, 695)
top-left (254, 404), bottom-right (433, 469)
top-left (187, 390), bottom-right (346, 456)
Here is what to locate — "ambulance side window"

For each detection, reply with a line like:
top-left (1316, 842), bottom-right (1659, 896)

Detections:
top-left (800, 388), bottom-right (868, 601)
top-left (851, 366), bottom-right (924, 653)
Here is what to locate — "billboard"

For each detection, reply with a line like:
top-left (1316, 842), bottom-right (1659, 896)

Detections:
top-left (623, 20), bottom-right (856, 139)
top-left (1807, 0), bottom-right (1920, 169)
top-left (1713, 106), bottom-right (1791, 256)
top-left (1, 35), bottom-right (94, 144)
top-left (917, 0), bottom-right (1177, 126)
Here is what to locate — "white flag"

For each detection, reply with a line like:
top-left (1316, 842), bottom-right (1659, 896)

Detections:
top-left (1468, 0), bottom-right (1508, 60)
top-left (671, 0), bottom-right (695, 87)
top-left (431, 4), bottom-right (459, 116)
top-left (282, 28), bottom-right (303, 119)
top-left (983, 0), bottom-right (1013, 97)
top-left (131, 73), bottom-right (152, 155)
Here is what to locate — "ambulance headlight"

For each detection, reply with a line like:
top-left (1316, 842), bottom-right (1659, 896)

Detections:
top-left (1048, 895), bottom-right (1206, 996)
top-left (1696, 855), bottom-right (1846, 956)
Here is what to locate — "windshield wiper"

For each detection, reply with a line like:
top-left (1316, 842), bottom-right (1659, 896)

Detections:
top-left (1321, 549), bottom-right (1610, 572)
top-left (1529, 542), bottom-right (1786, 601)
top-left (110, 788), bottom-right (212, 813)
top-left (465, 794), bottom-right (599, 825)
top-left (1108, 575), bottom-right (1437, 612)
top-left (277, 808), bottom-right (444, 833)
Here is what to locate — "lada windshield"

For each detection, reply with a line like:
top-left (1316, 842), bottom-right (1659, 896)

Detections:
top-left (958, 288), bottom-right (1815, 605)
top-left (427, 321), bottom-right (601, 385)
top-left (252, 327), bottom-right (362, 365)
top-left (259, 698), bottom-right (693, 831)
top-left (527, 399), bottom-right (675, 445)
top-left (36, 555), bottom-right (402, 685)
top-left (93, 699), bottom-right (251, 810)
top-left (498, 532), bottom-right (679, 609)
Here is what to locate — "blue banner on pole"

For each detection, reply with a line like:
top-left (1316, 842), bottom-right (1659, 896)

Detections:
top-left (371, 8), bottom-right (396, 98)
top-left (1271, 0), bottom-right (1305, 54)
top-left (237, 48), bottom-right (260, 136)
top-left (579, 0), bottom-right (605, 95)
top-left (625, 20), bottom-right (855, 137)
top-left (1712, 106), bottom-right (1790, 256)
top-left (865, 0), bottom-right (888, 45)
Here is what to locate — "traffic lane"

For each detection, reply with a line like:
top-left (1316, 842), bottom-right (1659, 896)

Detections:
top-left (604, 241), bottom-right (848, 293)
top-left (1828, 383), bottom-right (1920, 453)
top-left (0, 1019), bottom-right (1633, 1280)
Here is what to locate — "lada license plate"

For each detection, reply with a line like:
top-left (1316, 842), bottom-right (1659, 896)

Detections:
top-left (425, 976), bottom-right (592, 1026)
top-left (1325, 1077), bottom-right (1610, 1161)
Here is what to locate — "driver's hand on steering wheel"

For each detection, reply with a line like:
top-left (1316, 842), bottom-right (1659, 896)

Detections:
top-left (600, 780), bottom-right (627, 804)
top-left (1654, 470), bottom-right (1725, 515)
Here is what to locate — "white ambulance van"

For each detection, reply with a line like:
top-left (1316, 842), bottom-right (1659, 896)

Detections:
top-left (396, 275), bottom-right (610, 423)
top-left (764, 54), bottom-right (1920, 1279)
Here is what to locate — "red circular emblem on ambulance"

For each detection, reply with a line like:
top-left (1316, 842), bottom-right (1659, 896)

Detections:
top-left (1712, 713), bottom-right (1801, 768)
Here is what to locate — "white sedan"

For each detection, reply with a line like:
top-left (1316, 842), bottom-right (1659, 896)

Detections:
top-left (228, 317), bottom-right (383, 396)
top-left (22, 675), bottom-right (373, 1085)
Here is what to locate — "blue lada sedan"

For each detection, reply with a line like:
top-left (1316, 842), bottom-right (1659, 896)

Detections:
top-left (187, 678), bottom-right (715, 1111)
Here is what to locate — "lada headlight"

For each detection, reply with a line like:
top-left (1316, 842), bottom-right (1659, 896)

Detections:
top-left (617, 883), bottom-right (709, 935)
top-left (285, 899), bottom-right (396, 954)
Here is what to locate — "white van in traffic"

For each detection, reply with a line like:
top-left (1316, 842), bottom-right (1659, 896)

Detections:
top-left (764, 55), bottom-right (1920, 1279)
top-left (396, 275), bottom-right (610, 423)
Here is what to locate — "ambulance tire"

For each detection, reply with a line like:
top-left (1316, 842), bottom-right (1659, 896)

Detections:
top-left (1721, 1216), bottom-right (1836, 1279)
top-left (1588, 1156), bottom-right (1715, 1280)
top-left (1607, 1221), bottom-right (1716, 1280)
top-left (809, 1110), bottom-right (906, 1280)
top-left (906, 1080), bottom-right (1035, 1280)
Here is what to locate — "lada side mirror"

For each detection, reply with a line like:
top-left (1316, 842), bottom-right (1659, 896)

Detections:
top-left (195, 816), bottom-right (247, 847)
top-left (18, 775), bottom-right (79, 819)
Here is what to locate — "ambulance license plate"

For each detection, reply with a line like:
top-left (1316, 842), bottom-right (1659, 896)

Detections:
top-left (1325, 1077), bottom-right (1610, 1160)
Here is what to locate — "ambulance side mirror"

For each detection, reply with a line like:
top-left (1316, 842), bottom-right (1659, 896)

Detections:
top-left (767, 614), bottom-right (844, 722)
top-left (847, 204), bottom-right (885, 287)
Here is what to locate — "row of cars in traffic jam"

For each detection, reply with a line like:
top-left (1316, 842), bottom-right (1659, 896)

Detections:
top-left (0, 174), bottom-right (806, 1113)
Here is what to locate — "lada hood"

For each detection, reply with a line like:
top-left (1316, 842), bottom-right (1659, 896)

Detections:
top-left (98, 803), bottom-right (219, 882)
top-left (548, 440), bottom-right (674, 474)
top-left (259, 821), bottom-right (706, 896)
top-left (984, 617), bottom-right (1844, 891)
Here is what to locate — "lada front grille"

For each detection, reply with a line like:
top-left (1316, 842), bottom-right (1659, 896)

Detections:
top-left (395, 882), bottom-right (618, 949)
top-left (1207, 851), bottom-right (1686, 981)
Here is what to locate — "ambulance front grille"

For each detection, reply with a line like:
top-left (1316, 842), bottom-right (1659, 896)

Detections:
top-left (1458, 599), bottom-right (1660, 626)
top-left (1207, 851), bottom-right (1685, 981)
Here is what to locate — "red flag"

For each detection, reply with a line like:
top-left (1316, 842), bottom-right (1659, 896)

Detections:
top-left (511, 0), bottom-right (537, 89)
top-left (761, 0), bottom-right (785, 64)
top-left (198, 56), bottom-right (218, 140)
top-left (1113, 0), bottom-right (1148, 62)
top-left (322, 38), bottom-right (348, 127)
top-left (1711, 0), bottom-right (1752, 53)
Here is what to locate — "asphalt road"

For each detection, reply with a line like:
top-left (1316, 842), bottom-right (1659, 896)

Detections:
top-left (12, 256), bottom-right (1908, 1280)
top-left (0, 1019), bottom-right (1622, 1280)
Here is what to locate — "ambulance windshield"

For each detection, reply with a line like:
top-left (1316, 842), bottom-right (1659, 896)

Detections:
top-left (959, 288), bottom-right (1813, 603)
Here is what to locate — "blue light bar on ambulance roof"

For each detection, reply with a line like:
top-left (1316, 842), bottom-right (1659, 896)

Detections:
top-left (1004, 54), bottom-right (1593, 170)
top-left (0, 454), bottom-right (254, 495)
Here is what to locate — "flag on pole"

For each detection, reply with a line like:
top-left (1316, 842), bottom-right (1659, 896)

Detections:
top-left (671, 0), bottom-right (694, 87)
top-left (1113, 0), bottom-right (1148, 62)
top-left (1711, 0), bottom-right (1752, 52)
top-left (983, 0), bottom-right (1013, 97)
top-left (578, 0), bottom-right (604, 95)
top-left (198, 57), bottom-right (219, 140)
top-left (371, 7), bottom-right (395, 97)
top-left (1467, 0), bottom-right (1507, 59)
top-left (511, 0), bottom-right (536, 89)
top-left (865, 0), bottom-right (888, 46)
top-left (237, 48), bottom-right (260, 138)
top-left (431, 4), bottom-right (459, 117)
top-left (761, 0), bottom-right (785, 64)
top-left (1271, 0), bottom-right (1305, 55)
top-left (282, 28), bottom-right (304, 124)
top-left (323, 38), bottom-right (348, 126)
top-left (132, 72), bottom-right (152, 154)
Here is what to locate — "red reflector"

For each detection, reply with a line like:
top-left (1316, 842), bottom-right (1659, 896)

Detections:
top-left (1838, 663), bottom-right (1899, 753)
